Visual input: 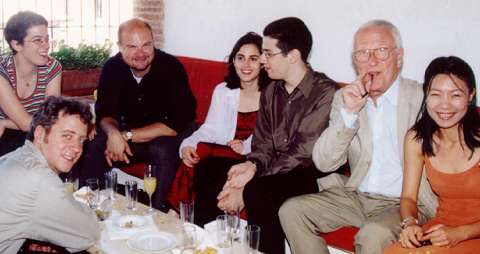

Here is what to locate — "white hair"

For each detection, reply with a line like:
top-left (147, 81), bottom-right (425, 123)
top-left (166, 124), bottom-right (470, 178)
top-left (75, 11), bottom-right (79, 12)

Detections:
top-left (353, 19), bottom-right (403, 49)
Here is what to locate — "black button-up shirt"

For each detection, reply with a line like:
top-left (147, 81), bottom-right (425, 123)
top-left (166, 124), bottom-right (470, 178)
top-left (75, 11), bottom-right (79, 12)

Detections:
top-left (248, 68), bottom-right (337, 176)
top-left (95, 49), bottom-right (196, 132)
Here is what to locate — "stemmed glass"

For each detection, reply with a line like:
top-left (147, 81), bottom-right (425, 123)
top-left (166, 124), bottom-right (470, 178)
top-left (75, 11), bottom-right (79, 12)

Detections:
top-left (144, 165), bottom-right (157, 214)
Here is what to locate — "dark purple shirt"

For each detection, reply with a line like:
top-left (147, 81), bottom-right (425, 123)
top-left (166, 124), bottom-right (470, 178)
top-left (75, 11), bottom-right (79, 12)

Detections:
top-left (248, 68), bottom-right (337, 176)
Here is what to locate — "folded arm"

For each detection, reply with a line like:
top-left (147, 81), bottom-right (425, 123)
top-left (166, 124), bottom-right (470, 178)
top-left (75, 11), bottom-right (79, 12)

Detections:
top-left (130, 122), bottom-right (177, 143)
top-left (0, 77), bottom-right (32, 131)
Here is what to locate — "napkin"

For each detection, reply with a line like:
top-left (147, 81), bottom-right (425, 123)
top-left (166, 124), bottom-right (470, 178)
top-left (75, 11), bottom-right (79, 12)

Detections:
top-left (73, 186), bottom-right (108, 205)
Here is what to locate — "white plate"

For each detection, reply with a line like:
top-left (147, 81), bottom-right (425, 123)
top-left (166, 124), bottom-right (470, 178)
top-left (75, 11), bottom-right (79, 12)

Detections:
top-left (127, 231), bottom-right (177, 252)
top-left (114, 215), bottom-right (147, 230)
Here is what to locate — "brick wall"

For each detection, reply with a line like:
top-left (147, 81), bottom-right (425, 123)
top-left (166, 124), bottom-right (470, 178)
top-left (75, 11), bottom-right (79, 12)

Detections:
top-left (133, 0), bottom-right (164, 48)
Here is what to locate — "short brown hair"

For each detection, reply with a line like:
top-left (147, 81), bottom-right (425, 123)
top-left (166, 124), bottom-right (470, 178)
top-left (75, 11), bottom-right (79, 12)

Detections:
top-left (4, 11), bottom-right (48, 53)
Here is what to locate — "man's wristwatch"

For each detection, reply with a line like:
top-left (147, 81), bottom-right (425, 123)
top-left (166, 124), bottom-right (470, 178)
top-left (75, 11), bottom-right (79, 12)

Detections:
top-left (400, 216), bottom-right (418, 229)
top-left (122, 130), bottom-right (133, 141)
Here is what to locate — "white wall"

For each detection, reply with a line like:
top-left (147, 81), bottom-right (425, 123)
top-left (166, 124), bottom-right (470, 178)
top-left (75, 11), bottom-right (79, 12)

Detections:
top-left (164, 0), bottom-right (480, 101)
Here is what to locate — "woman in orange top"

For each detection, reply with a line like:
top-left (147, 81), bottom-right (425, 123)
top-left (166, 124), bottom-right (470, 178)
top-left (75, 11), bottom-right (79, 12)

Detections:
top-left (384, 56), bottom-right (480, 253)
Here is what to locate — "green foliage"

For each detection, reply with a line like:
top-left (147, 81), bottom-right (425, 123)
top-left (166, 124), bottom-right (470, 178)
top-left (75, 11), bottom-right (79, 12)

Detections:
top-left (50, 41), bottom-right (111, 70)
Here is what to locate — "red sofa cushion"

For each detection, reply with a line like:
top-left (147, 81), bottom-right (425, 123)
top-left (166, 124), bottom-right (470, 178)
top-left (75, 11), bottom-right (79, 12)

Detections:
top-left (321, 227), bottom-right (358, 252)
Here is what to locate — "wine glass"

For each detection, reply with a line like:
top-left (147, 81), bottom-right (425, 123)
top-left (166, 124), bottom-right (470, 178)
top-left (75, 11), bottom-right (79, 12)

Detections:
top-left (144, 165), bottom-right (157, 214)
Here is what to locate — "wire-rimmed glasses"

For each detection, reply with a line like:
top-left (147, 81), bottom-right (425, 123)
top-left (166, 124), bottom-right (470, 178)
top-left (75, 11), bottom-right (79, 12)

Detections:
top-left (353, 47), bottom-right (397, 63)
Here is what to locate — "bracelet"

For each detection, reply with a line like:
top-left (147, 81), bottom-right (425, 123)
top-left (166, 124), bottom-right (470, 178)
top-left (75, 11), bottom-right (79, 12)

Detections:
top-left (400, 216), bottom-right (418, 229)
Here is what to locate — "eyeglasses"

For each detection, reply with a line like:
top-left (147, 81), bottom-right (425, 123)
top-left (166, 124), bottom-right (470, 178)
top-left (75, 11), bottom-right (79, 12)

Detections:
top-left (24, 37), bottom-right (50, 46)
top-left (353, 47), bottom-right (396, 63)
top-left (262, 50), bottom-right (283, 59)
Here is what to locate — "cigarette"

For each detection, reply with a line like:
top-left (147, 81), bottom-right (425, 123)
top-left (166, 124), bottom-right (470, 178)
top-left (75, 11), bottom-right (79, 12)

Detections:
top-left (361, 73), bottom-right (373, 98)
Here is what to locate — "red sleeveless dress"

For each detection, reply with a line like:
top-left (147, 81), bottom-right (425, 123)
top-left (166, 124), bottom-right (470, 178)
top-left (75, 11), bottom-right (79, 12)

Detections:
top-left (167, 111), bottom-right (258, 209)
top-left (384, 156), bottom-right (480, 254)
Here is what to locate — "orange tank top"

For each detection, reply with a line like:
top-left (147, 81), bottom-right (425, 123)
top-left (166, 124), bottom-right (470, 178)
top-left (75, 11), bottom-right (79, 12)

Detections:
top-left (425, 156), bottom-right (480, 226)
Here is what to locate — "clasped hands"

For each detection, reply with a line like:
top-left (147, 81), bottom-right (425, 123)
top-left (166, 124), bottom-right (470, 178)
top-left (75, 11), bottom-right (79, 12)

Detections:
top-left (216, 161), bottom-right (256, 213)
top-left (104, 130), bottom-right (132, 167)
top-left (399, 223), bottom-right (467, 249)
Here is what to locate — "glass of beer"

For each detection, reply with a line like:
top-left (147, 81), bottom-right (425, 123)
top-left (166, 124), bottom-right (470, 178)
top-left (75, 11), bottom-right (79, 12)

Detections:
top-left (144, 165), bottom-right (157, 214)
top-left (64, 174), bottom-right (77, 194)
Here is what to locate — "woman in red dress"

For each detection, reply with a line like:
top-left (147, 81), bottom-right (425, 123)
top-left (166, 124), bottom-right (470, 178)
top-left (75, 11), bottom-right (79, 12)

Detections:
top-left (384, 56), bottom-right (480, 254)
top-left (168, 32), bottom-right (270, 224)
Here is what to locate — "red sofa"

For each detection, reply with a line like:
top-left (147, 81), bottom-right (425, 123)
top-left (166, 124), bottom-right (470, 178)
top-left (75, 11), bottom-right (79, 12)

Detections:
top-left (61, 55), bottom-right (356, 253)
top-left (174, 56), bottom-right (357, 253)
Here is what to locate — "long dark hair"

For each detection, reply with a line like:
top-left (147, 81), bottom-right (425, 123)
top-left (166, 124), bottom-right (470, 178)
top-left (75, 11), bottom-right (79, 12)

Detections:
top-left (412, 56), bottom-right (480, 157)
top-left (224, 32), bottom-right (270, 91)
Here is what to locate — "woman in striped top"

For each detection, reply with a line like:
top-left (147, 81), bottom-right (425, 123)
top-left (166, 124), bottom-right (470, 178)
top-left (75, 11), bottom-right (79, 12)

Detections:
top-left (0, 11), bottom-right (62, 156)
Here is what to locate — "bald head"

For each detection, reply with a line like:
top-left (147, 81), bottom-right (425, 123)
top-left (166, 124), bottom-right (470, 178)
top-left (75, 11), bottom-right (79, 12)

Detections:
top-left (117, 18), bottom-right (153, 45)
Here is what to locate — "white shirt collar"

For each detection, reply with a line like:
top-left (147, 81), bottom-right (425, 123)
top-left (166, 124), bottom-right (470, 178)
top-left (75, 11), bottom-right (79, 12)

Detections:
top-left (130, 69), bottom-right (143, 84)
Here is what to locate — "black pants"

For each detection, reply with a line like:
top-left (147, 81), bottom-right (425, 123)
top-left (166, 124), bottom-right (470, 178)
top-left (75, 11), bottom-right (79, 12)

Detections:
top-left (76, 122), bottom-right (196, 212)
top-left (193, 156), bottom-right (245, 226)
top-left (243, 166), bottom-right (324, 254)
top-left (0, 129), bottom-right (26, 157)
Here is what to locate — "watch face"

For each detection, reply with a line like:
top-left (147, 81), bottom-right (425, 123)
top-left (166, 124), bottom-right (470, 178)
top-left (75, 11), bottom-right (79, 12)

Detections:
top-left (126, 131), bottom-right (133, 140)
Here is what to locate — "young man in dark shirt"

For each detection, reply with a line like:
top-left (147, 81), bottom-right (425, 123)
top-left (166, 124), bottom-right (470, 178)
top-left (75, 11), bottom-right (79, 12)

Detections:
top-left (78, 18), bottom-right (196, 212)
top-left (217, 17), bottom-right (337, 254)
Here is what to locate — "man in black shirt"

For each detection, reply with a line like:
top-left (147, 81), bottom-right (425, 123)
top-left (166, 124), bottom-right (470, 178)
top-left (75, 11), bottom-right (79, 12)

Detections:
top-left (79, 18), bottom-right (196, 211)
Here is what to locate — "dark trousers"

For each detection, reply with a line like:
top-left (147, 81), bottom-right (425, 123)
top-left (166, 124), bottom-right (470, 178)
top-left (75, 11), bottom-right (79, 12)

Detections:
top-left (193, 156), bottom-right (245, 226)
top-left (243, 166), bottom-right (324, 254)
top-left (0, 129), bottom-right (26, 157)
top-left (76, 122), bottom-right (196, 212)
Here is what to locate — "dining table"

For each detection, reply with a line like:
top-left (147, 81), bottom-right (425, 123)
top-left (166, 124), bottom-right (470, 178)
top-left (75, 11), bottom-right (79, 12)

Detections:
top-left (75, 190), bottom-right (221, 254)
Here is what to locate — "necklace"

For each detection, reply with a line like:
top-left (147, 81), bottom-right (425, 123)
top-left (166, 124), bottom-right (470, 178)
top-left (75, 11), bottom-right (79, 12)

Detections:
top-left (24, 74), bottom-right (37, 87)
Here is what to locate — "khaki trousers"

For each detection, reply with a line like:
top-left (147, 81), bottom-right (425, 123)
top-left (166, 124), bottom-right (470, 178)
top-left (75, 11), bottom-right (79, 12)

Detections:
top-left (279, 187), bottom-right (402, 254)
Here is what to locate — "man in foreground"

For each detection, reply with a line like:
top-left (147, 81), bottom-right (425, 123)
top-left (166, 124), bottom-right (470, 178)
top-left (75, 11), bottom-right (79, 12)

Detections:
top-left (0, 96), bottom-right (100, 254)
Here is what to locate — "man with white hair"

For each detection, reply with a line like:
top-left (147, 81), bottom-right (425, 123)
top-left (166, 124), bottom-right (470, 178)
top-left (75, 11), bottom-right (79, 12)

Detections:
top-left (279, 20), bottom-right (437, 254)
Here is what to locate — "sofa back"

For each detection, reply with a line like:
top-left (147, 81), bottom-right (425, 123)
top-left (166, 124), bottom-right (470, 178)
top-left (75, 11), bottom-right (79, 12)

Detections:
top-left (61, 55), bottom-right (227, 124)
top-left (177, 56), bottom-right (228, 124)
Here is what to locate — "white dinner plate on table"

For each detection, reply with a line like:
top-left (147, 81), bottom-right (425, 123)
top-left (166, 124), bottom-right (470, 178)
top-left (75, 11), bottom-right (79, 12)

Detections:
top-left (114, 215), bottom-right (148, 230)
top-left (127, 231), bottom-right (177, 253)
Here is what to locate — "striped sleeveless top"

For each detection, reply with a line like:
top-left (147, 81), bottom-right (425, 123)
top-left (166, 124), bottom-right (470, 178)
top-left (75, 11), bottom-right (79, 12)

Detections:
top-left (0, 53), bottom-right (62, 119)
